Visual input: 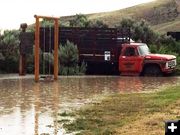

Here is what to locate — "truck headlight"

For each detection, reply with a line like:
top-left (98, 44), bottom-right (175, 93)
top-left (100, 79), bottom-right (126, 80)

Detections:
top-left (165, 59), bottom-right (176, 69)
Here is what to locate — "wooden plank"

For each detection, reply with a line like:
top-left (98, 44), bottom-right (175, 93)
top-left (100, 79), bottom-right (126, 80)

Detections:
top-left (34, 17), bottom-right (40, 82)
top-left (19, 32), bottom-right (34, 54)
top-left (19, 54), bottom-right (26, 75)
top-left (34, 15), bottom-right (59, 20)
top-left (54, 19), bottom-right (59, 80)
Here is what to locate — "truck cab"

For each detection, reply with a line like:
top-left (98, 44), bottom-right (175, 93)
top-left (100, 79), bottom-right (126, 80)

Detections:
top-left (119, 43), bottom-right (177, 76)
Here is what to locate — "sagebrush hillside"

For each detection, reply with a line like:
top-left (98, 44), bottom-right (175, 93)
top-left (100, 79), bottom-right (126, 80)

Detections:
top-left (60, 0), bottom-right (180, 33)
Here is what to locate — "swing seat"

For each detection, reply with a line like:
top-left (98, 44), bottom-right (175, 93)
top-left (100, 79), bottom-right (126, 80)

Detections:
top-left (40, 75), bottom-right (54, 81)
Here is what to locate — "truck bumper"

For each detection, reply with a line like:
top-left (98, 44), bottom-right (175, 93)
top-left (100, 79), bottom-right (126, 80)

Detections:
top-left (162, 67), bottom-right (176, 74)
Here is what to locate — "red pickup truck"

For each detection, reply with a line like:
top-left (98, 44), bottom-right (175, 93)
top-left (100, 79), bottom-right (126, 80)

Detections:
top-left (119, 43), bottom-right (176, 76)
top-left (40, 27), bottom-right (177, 76)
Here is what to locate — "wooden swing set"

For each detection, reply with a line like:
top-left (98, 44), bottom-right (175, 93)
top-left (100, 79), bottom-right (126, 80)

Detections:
top-left (34, 15), bottom-right (59, 82)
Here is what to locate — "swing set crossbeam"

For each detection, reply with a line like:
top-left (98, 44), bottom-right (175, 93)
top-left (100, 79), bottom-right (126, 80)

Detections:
top-left (34, 15), bottom-right (59, 20)
top-left (34, 15), bottom-right (59, 82)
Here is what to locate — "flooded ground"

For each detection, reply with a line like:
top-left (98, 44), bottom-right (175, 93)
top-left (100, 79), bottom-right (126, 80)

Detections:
top-left (0, 75), bottom-right (179, 135)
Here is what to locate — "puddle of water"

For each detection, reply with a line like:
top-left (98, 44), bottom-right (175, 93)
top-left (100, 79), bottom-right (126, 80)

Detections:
top-left (0, 76), bottom-right (179, 135)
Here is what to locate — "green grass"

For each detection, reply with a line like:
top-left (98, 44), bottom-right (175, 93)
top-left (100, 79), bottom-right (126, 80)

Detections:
top-left (57, 119), bottom-right (71, 123)
top-left (61, 85), bottom-right (180, 134)
top-left (59, 111), bottom-right (75, 117)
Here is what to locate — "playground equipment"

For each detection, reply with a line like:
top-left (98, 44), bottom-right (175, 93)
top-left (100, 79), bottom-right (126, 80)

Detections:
top-left (19, 15), bottom-right (59, 82)
top-left (34, 15), bottom-right (59, 82)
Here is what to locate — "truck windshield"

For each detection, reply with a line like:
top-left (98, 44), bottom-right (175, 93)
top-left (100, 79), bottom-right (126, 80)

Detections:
top-left (138, 45), bottom-right (150, 55)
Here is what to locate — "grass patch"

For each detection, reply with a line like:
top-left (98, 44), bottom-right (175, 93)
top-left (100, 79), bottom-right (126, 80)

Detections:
top-left (62, 84), bottom-right (180, 134)
top-left (57, 119), bottom-right (71, 123)
top-left (58, 111), bottom-right (75, 117)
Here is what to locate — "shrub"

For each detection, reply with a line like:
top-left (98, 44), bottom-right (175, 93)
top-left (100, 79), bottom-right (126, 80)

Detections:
top-left (59, 40), bottom-right (86, 75)
top-left (89, 20), bottom-right (108, 28)
top-left (0, 30), bottom-right (20, 73)
top-left (69, 14), bottom-right (90, 27)
top-left (69, 14), bottom-right (108, 28)
top-left (117, 18), bottom-right (159, 44)
top-left (39, 51), bottom-right (54, 74)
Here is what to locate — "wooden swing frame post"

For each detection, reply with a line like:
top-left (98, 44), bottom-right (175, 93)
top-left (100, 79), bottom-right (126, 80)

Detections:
top-left (34, 15), bottom-right (59, 82)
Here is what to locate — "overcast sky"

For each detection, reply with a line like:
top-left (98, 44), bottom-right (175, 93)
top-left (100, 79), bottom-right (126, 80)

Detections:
top-left (0, 0), bottom-right (154, 30)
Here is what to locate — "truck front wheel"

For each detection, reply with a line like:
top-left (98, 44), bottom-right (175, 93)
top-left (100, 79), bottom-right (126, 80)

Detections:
top-left (143, 65), bottom-right (162, 77)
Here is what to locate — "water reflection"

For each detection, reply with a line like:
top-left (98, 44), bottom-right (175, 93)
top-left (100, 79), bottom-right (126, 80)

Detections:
top-left (33, 82), bottom-right (59, 135)
top-left (0, 76), bottom-right (179, 135)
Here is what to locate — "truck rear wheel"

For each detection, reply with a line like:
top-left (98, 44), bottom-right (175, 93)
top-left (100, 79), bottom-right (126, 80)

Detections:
top-left (143, 65), bottom-right (162, 77)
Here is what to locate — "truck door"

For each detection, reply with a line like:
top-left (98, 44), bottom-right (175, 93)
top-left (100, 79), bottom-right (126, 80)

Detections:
top-left (119, 46), bottom-right (144, 73)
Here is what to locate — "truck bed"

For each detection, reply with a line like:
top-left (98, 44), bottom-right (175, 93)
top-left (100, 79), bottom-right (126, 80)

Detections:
top-left (39, 27), bottom-right (130, 63)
